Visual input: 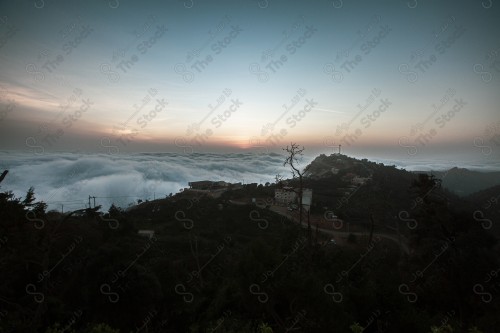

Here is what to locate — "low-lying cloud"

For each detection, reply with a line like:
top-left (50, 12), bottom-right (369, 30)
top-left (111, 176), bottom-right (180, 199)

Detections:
top-left (0, 152), bottom-right (295, 211)
top-left (2, 150), bottom-right (498, 212)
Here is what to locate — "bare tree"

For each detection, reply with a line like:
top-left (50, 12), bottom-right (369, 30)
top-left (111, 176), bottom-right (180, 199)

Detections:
top-left (282, 143), bottom-right (310, 240)
top-left (274, 174), bottom-right (284, 188)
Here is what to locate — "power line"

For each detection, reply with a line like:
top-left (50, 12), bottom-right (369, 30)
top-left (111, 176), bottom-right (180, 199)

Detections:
top-left (44, 194), bottom-right (148, 203)
top-left (43, 193), bottom-right (164, 211)
top-left (93, 195), bottom-right (145, 199)
top-left (44, 199), bottom-right (85, 204)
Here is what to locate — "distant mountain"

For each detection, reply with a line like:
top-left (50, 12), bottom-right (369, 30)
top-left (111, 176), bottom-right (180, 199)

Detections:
top-left (464, 185), bottom-right (500, 236)
top-left (467, 184), bottom-right (500, 202)
top-left (415, 167), bottom-right (500, 196)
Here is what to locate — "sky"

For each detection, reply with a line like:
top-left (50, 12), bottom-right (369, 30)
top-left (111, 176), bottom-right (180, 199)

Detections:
top-left (0, 0), bottom-right (499, 163)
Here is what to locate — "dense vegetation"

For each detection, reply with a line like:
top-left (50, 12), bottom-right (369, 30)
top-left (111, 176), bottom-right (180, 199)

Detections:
top-left (0, 155), bottom-right (499, 332)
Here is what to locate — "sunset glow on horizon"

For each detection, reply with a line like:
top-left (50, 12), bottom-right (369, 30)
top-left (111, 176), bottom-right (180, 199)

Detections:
top-left (0, 0), bottom-right (498, 162)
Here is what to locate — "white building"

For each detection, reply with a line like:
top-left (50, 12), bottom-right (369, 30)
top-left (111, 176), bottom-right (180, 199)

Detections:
top-left (275, 187), bottom-right (297, 205)
top-left (138, 230), bottom-right (155, 239)
top-left (274, 187), bottom-right (313, 209)
top-left (352, 176), bottom-right (370, 186)
top-left (302, 188), bottom-right (313, 212)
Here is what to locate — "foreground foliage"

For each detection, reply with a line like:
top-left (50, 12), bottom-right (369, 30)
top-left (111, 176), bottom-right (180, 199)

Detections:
top-left (0, 170), bottom-right (498, 332)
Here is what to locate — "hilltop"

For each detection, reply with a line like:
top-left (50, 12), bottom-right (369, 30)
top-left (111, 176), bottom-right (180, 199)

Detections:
top-left (305, 154), bottom-right (500, 196)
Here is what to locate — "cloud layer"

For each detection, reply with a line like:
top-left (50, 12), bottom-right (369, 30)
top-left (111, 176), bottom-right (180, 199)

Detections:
top-left (0, 151), bottom-right (294, 211)
top-left (2, 150), bottom-right (498, 212)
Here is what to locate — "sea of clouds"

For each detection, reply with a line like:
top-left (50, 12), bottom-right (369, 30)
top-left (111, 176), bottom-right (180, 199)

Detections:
top-left (365, 157), bottom-right (500, 172)
top-left (349, 153), bottom-right (500, 172)
top-left (0, 152), bottom-right (298, 211)
top-left (1, 151), bottom-right (499, 212)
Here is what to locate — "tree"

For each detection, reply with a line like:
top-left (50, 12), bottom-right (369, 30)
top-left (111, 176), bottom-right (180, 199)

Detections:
top-left (430, 324), bottom-right (453, 333)
top-left (468, 328), bottom-right (484, 333)
top-left (282, 143), bottom-right (310, 242)
top-left (258, 322), bottom-right (273, 333)
top-left (350, 322), bottom-right (364, 333)
top-left (275, 174), bottom-right (284, 188)
top-left (22, 186), bottom-right (37, 207)
top-left (85, 323), bottom-right (120, 333)
top-left (44, 323), bottom-right (76, 333)
top-left (108, 204), bottom-right (122, 218)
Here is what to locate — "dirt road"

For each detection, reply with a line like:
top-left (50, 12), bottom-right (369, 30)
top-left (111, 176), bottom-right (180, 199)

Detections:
top-left (269, 205), bottom-right (410, 255)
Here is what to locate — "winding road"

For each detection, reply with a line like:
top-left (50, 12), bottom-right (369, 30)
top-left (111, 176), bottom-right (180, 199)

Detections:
top-left (269, 205), bottom-right (411, 255)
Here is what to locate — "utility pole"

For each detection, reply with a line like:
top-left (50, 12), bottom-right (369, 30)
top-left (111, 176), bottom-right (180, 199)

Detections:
top-left (88, 195), bottom-right (91, 209)
top-left (92, 196), bottom-right (96, 208)
top-left (369, 213), bottom-right (375, 244)
top-left (329, 144), bottom-right (342, 155)
top-left (308, 208), bottom-right (311, 232)
top-left (397, 219), bottom-right (402, 255)
top-left (385, 220), bottom-right (402, 255)
top-left (314, 212), bottom-right (318, 243)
